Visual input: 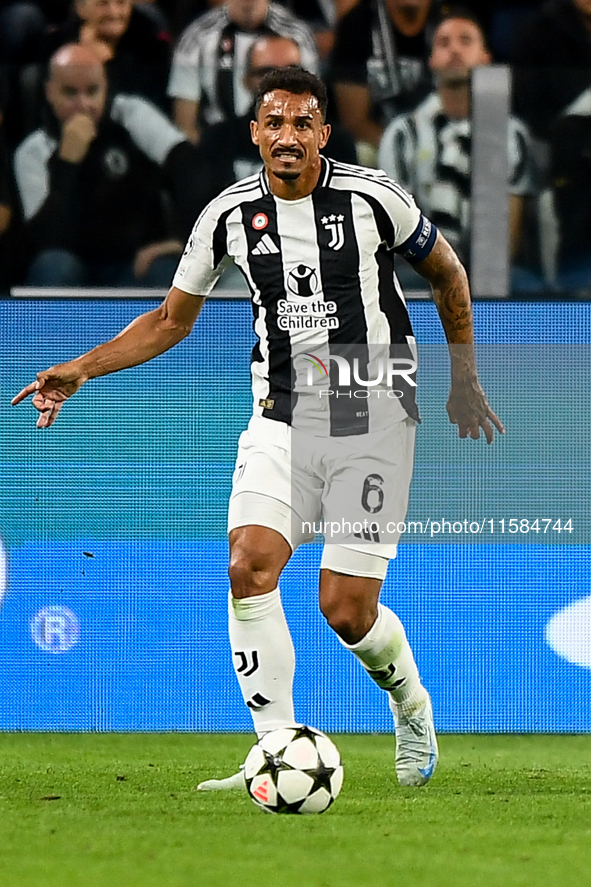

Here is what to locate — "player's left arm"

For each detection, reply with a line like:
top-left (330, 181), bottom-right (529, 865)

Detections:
top-left (414, 231), bottom-right (505, 444)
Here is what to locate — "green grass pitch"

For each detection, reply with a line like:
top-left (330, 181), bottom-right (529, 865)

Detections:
top-left (1, 733), bottom-right (590, 887)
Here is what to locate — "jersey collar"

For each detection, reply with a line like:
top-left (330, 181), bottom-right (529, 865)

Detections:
top-left (260, 156), bottom-right (332, 199)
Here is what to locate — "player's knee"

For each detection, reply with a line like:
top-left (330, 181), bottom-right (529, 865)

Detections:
top-left (228, 550), bottom-right (279, 598)
top-left (320, 597), bottom-right (375, 645)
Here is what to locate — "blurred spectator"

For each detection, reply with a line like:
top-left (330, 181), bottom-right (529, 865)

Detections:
top-left (170, 0), bottom-right (336, 55)
top-left (44, 0), bottom-right (172, 113)
top-left (284, 0), bottom-right (337, 57)
top-left (378, 8), bottom-right (536, 283)
top-left (168, 0), bottom-right (319, 143)
top-left (549, 87), bottom-right (591, 292)
top-left (197, 35), bottom-right (356, 194)
top-left (0, 98), bottom-right (20, 291)
top-left (14, 43), bottom-right (207, 286)
top-left (510, 0), bottom-right (591, 139)
top-left (331, 0), bottom-right (441, 150)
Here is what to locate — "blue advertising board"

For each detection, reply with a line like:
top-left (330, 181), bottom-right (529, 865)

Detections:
top-left (1, 299), bottom-right (590, 731)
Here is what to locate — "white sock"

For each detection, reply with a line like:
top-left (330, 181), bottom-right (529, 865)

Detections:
top-left (340, 604), bottom-right (426, 714)
top-left (228, 587), bottom-right (297, 736)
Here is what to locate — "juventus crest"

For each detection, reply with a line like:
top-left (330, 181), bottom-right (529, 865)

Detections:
top-left (321, 214), bottom-right (345, 250)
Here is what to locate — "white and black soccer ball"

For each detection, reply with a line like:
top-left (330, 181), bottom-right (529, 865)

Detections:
top-left (244, 725), bottom-right (343, 815)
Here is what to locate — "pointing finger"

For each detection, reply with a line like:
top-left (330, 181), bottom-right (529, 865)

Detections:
top-left (11, 379), bottom-right (41, 406)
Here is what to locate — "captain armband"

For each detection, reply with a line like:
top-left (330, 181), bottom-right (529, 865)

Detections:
top-left (395, 215), bottom-right (438, 265)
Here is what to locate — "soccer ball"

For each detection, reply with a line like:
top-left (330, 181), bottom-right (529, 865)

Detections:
top-left (244, 725), bottom-right (343, 814)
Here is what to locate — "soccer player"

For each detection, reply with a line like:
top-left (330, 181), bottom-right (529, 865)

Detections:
top-left (12, 66), bottom-right (503, 790)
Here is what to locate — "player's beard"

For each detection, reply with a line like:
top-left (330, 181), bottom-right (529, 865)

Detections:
top-left (270, 151), bottom-right (303, 181)
top-left (274, 169), bottom-right (301, 181)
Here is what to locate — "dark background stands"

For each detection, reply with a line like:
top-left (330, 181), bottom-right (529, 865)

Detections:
top-left (43, 2), bottom-right (173, 113)
top-left (510, 0), bottom-right (591, 139)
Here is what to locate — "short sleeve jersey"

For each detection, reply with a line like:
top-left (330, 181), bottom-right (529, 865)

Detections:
top-left (173, 158), bottom-right (438, 433)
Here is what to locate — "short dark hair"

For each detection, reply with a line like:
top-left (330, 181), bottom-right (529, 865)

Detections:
top-left (437, 4), bottom-right (489, 49)
top-left (254, 65), bottom-right (328, 121)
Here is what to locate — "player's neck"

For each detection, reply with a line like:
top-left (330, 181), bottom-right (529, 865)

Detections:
top-left (266, 159), bottom-right (323, 200)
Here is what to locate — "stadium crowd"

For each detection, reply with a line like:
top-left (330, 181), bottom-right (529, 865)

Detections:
top-left (2, 0), bottom-right (591, 296)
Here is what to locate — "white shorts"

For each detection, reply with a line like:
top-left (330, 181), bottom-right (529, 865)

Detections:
top-left (227, 416), bottom-right (416, 580)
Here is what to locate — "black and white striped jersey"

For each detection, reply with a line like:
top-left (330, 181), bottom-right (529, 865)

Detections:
top-left (168, 4), bottom-right (319, 127)
top-left (378, 92), bottom-right (534, 264)
top-left (173, 158), bottom-right (437, 434)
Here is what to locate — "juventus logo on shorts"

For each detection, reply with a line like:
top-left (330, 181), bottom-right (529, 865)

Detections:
top-left (321, 214), bottom-right (345, 250)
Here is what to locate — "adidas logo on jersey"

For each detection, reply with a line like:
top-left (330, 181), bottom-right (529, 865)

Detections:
top-left (252, 234), bottom-right (279, 255)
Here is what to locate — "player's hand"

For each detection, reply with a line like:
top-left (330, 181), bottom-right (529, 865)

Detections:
top-left (446, 378), bottom-right (505, 444)
top-left (59, 113), bottom-right (97, 164)
top-left (11, 363), bottom-right (88, 428)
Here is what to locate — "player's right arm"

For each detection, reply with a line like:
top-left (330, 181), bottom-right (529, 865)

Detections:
top-left (11, 286), bottom-right (205, 428)
top-left (14, 182), bottom-right (229, 427)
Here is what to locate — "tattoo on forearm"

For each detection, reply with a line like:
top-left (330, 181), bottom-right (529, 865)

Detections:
top-left (417, 233), bottom-right (478, 351)
top-left (434, 280), bottom-right (472, 337)
top-left (425, 243), bottom-right (473, 342)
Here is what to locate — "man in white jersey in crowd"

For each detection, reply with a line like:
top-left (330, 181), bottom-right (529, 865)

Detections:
top-left (377, 7), bottom-right (534, 285)
top-left (12, 66), bottom-right (503, 791)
